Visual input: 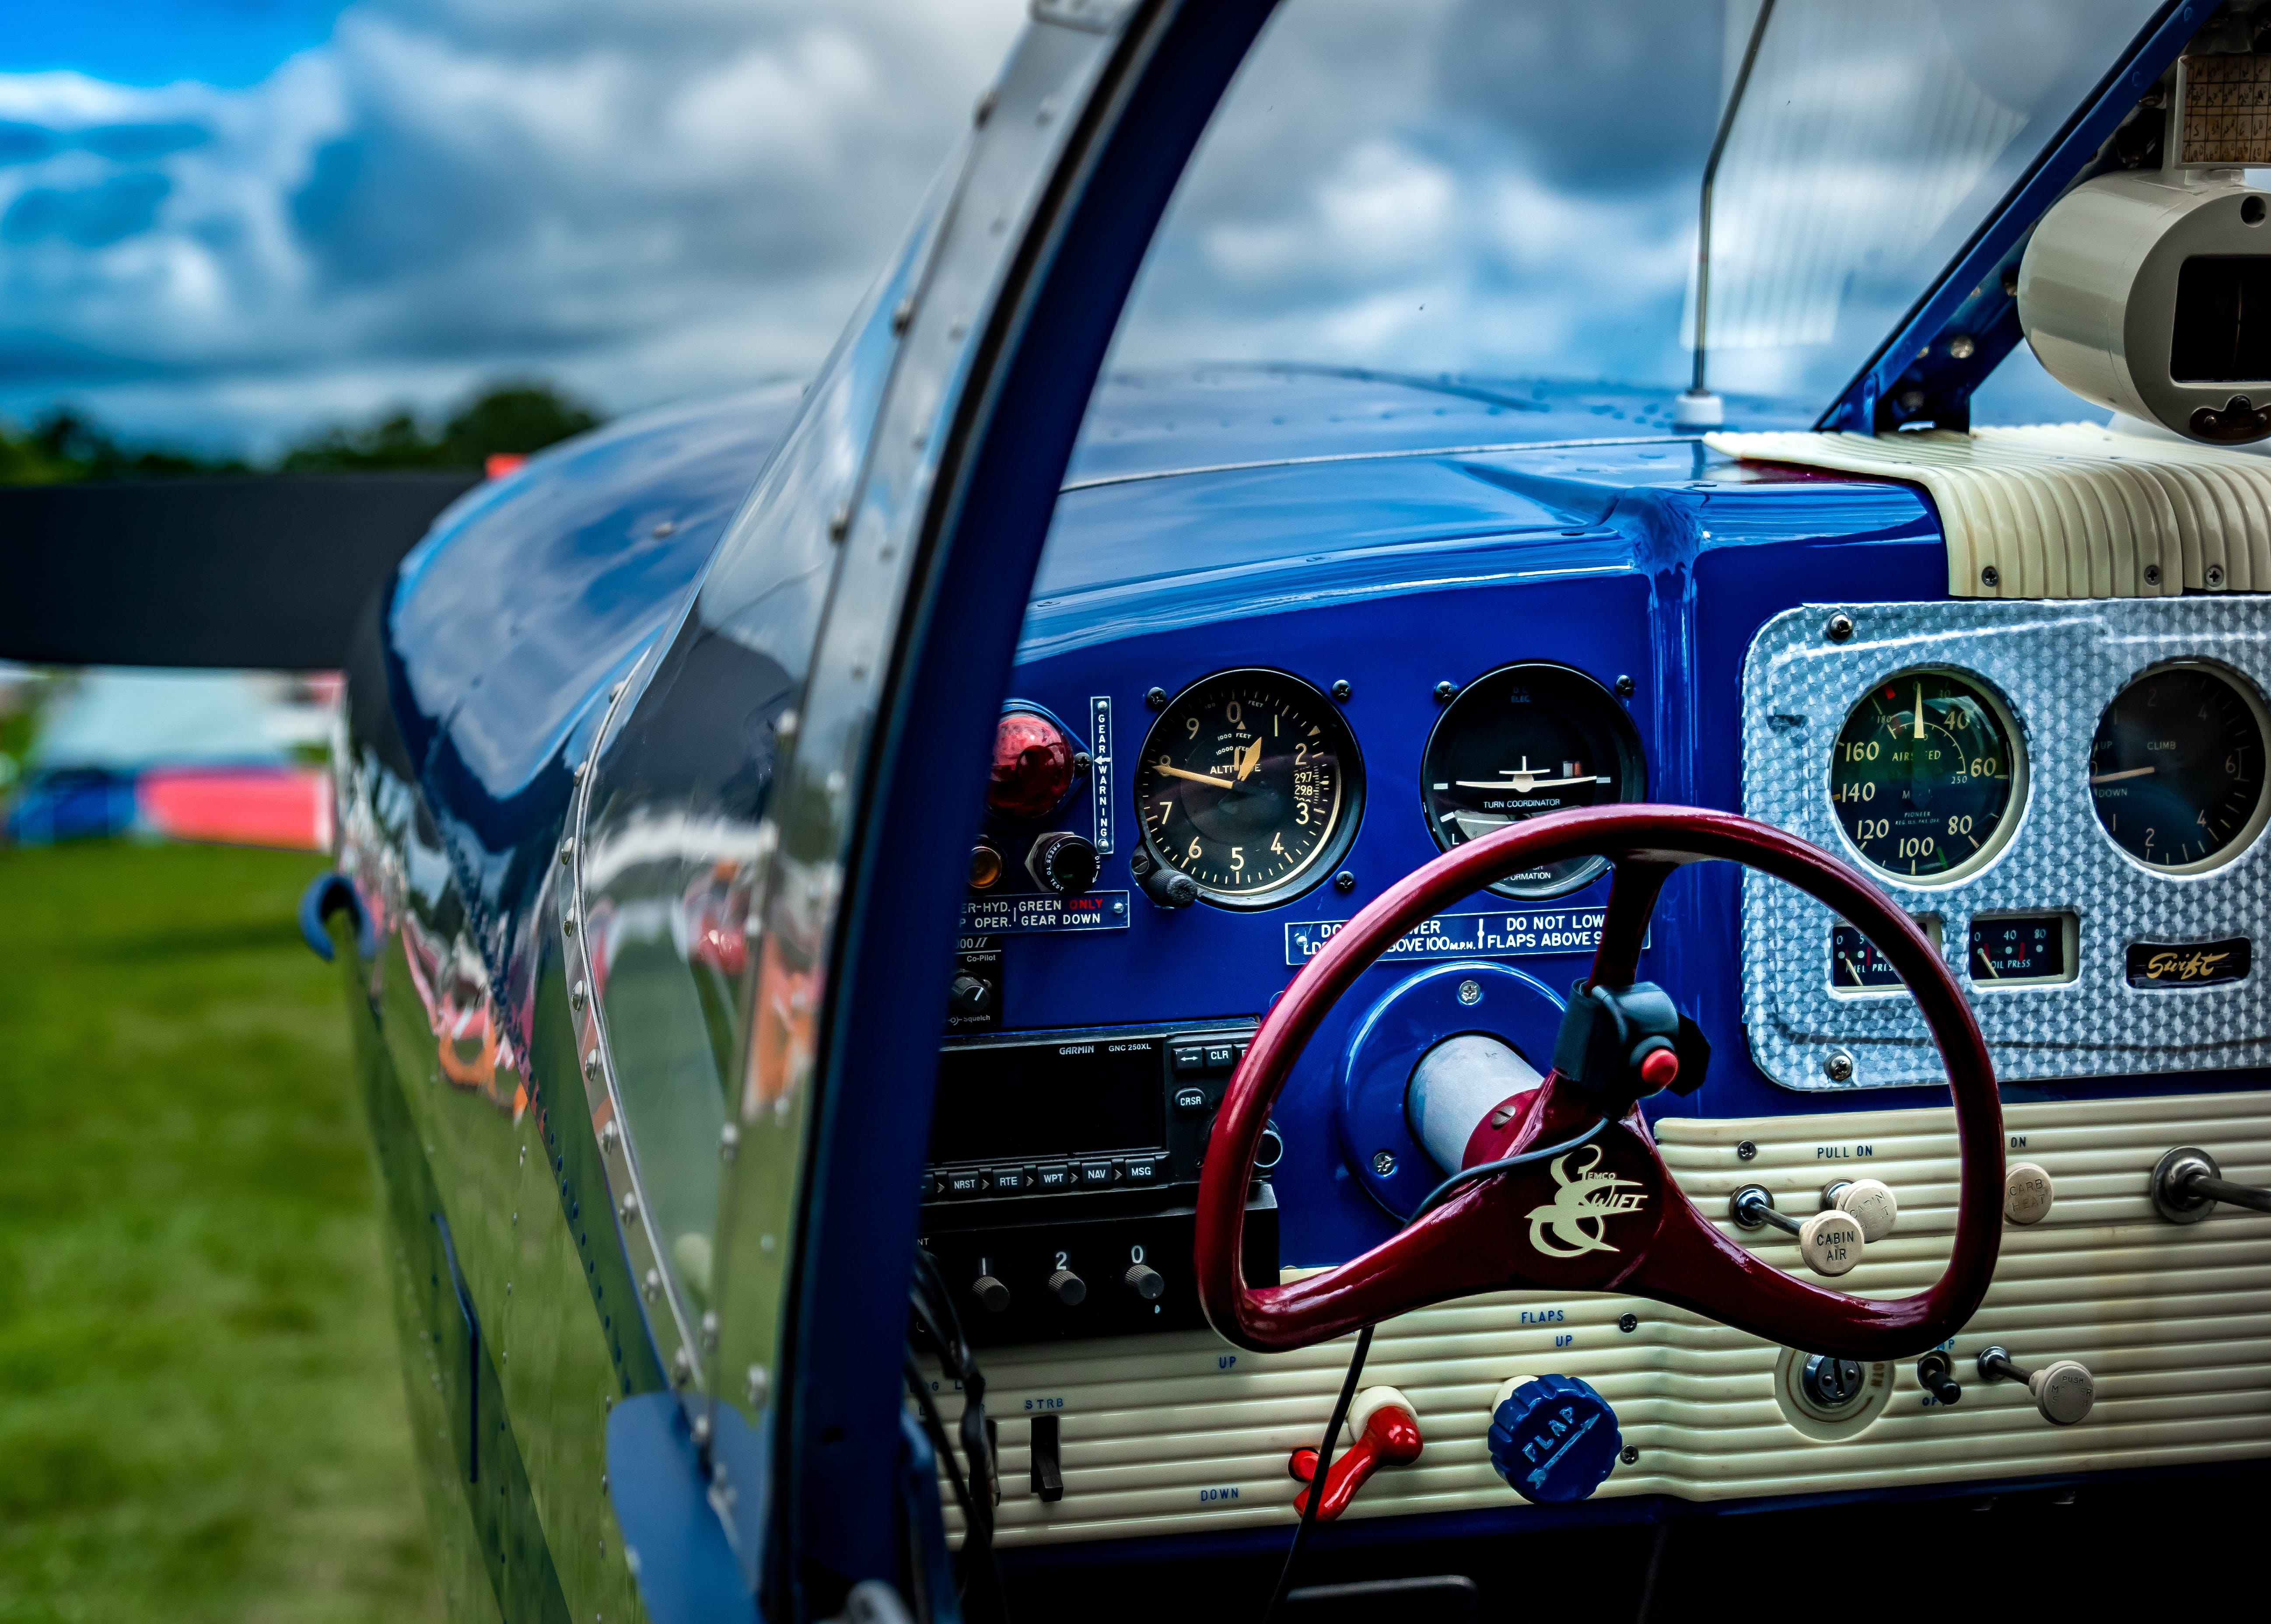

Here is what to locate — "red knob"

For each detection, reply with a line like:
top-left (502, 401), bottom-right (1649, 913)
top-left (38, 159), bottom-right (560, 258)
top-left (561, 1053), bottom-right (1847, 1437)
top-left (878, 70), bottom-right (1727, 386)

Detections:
top-left (1288, 1390), bottom-right (1423, 1521)
top-left (1639, 1046), bottom-right (1680, 1091)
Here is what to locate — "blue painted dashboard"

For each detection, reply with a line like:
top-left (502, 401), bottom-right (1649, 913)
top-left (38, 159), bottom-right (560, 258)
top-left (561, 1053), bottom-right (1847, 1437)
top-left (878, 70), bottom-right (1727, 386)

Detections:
top-left (382, 363), bottom-right (2247, 1278)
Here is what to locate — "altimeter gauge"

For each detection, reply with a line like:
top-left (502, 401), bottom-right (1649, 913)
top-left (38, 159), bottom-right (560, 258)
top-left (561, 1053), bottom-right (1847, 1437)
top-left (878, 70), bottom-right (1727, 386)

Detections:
top-left (2089, 662), bottom-right (2271, 874)
top-left (1134, 669), bottom-right (1362, 908)
top-left (1420, 663), bottom-right (1646, 898)
top-left (1829, 669), bottom-right (2026, 884)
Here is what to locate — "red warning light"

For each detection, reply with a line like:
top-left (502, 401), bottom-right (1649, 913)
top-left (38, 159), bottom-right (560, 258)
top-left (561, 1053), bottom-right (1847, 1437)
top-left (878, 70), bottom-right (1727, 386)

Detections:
top-left (987, 711), bottom-right (1074, 819)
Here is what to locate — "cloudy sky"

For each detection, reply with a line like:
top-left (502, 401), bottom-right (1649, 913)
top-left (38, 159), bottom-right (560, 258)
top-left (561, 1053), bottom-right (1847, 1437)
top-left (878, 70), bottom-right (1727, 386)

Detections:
top-left (2, 0), bottom-right (2128, 456)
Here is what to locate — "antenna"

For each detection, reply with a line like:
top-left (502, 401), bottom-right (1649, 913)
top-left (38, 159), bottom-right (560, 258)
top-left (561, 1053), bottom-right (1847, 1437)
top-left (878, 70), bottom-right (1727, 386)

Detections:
top-left (1677, 0), bottom-right (1779, 429)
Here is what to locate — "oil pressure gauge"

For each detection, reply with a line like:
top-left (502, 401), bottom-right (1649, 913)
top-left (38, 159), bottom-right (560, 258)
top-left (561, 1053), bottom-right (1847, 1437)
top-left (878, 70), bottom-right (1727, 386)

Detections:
top-left (1421, 664), bottom-right (1646, 899)
top-left (1829, 669), bottom-right (2026, 884)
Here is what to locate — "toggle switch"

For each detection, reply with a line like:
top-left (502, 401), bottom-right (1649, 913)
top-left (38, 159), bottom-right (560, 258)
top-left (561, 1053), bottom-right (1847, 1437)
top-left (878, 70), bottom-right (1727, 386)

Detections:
top-left (2150, 1146), bottom-right (2271, 1224)
top-left (1822, 1177), bottom-right (1898, 1242)
top-left (1976, 1345), bottom-right (2093, 1425)
top-left (1287, 1386), bottom-right (1422, 1521)
top-left (1916, 1349), bottom-right (1962, 1406)
top-left (1029, 1414), bottom-right (1064, 1502)
top-left (2004, 1161), bottom-right (2054, 1225)
top-left (1731, 1186), bottom-right (1864, 1276)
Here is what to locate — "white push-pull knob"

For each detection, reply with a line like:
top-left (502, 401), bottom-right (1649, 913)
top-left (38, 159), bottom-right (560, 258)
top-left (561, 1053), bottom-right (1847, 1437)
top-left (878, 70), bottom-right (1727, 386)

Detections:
top-left (1731, 1187), bottom-right (1864, 1277)
top-left (1823, 1178), bottom-right (1898, 1242)
top-left (1978, 1345), bottom-right (2093, 1425)
top-left (2004, 1162), bottom-right (2054, 1225)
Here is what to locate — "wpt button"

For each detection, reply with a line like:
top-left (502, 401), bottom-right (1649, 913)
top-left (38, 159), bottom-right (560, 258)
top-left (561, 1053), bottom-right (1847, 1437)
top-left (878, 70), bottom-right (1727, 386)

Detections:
top-left (1034, 1163), bottom-right (1076, 1192)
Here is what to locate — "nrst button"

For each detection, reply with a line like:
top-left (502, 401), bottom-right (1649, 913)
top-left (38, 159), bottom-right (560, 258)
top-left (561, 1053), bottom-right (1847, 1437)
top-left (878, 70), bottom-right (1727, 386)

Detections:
top-left (1077, 1160), bottom-right (1118, 1189)
top-left (1173, 1085), bottom-right (1209, 1116)
top-left (939, 1169), bottom-right (986, 1199)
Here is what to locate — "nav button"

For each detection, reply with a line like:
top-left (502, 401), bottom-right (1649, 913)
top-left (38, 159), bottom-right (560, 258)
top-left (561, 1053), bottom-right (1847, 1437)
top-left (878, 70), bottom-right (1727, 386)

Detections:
top-left (1077, 1160), bottom-right (1119, 1189)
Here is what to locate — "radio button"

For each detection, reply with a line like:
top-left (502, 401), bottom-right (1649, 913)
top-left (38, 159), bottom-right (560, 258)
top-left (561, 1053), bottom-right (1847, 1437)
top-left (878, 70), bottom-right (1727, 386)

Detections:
top-left (939, 1169), bottom-right (987, 1200)
top-left (920, 1172), bottom-right (943, 1201)
top-left (1122, 1155), bottom-right (1166, 1185)
top-left (1034, 1163), bottom-right (1077, 1192)
top-left (1172, 1046), bottom-right (1208, 1075)
top-left (1204, 1044), bottom-right (1236, 1070)
top-left (1077, 1160), bottom-right (1120, 1189)
top-left (987, 1165), bottom-right (1037, 1195)
top-left (1172, 1085), bottom-right (1209, 1116)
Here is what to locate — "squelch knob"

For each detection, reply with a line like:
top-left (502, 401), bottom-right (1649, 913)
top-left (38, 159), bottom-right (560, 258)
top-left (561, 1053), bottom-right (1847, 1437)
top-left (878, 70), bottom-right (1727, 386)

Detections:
top-left (1047, 1267), bottom-right (1087, 1307)
top-left (971, 1274), bottom-right (1011, 1313)
top-left (1026, 832), bottom-right (1100, 896)
top-left (1122, 1264), bottom-right (1165, 1302)
top-left (948, 974), bottom-right (991, 1017)
top-left (1487, 1373), bottom-right (1623, 1505)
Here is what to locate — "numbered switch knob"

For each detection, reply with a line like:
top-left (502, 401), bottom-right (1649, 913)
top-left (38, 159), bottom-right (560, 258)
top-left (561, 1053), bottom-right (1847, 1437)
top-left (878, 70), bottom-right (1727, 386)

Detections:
top-left (1823, 1177), bottom-right (1899, 1242)
top-left (1977, 1345), bottom-right (2093, 1425)
top-left (1046, 1267), bottom-right (1087, 1307)
top-left (971, 1273), bottom-right (1011, 1314)
top-left (2005, 1161), bottom-right (2055, 1225)
top-left (1122, 1263), bottom-right (1165, 1302)
top-left (1486, 1373), bottom-right (1623, 1505)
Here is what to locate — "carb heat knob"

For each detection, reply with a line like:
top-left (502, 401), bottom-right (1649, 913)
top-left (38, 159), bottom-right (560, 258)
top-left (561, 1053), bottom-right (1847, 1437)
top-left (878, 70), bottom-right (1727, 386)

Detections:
top-left (2004, 1161), bottom-right (2055, 1225)
top-left (1123, 1263), bottom-right (1165, 1302)
top-left (1487, 1373), bottom-right (1623, 1505)
top-left (1977, 1345), bottom-right (2093, 1425)
top-left (1026, 832), bottom-right (1100, 896)
top-left (1047, 1267), bottom-right (1087, 1307)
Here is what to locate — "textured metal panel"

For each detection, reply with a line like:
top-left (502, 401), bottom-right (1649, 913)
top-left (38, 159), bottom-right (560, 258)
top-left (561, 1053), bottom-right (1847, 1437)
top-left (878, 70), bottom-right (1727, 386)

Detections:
top-left (1741, 596), bottom-right (2271, 1089)
top-left (940, 1089), bottom-right (2271, 1546)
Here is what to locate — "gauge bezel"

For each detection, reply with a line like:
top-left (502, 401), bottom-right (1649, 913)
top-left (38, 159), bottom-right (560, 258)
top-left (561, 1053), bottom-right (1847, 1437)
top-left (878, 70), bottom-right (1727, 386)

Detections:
top-left (1826, 665), bottom-right (2029, 889)
top-left (2089, 658), bottom-right (2271, 877)
top-left (1418, 662), bottom-right (1647, 900)
top-left (1131, 667), bottom-right (1365, 910)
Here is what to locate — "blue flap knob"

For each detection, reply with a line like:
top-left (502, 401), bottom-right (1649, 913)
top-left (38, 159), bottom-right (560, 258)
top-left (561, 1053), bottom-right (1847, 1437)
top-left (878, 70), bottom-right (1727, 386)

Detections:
top-left (1487, 1372), bottom-right (1622, 1504)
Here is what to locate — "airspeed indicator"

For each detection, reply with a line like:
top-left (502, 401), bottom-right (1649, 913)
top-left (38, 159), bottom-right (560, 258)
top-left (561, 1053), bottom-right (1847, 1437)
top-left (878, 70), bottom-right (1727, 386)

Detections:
top-left (1828, 669), bottom-right (2026, 885)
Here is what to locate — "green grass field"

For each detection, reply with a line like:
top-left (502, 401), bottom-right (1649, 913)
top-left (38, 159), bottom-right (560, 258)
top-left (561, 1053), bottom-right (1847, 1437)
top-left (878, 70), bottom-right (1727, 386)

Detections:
top-left (0, 841), bottom-right (441, 1624)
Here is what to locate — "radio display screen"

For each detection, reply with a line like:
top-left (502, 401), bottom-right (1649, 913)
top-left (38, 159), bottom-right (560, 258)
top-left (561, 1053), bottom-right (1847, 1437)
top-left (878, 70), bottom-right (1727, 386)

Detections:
top-left (928, 1037), bottom-right (1165, 1163)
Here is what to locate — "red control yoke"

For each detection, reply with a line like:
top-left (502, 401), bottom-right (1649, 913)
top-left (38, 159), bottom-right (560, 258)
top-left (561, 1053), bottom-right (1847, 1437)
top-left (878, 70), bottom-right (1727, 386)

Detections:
top-left (1194, 805), bottom-right (2005, 1361)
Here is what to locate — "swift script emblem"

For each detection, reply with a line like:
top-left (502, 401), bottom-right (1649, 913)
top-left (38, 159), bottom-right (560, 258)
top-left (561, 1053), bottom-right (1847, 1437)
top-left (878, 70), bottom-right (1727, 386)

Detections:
top-left (1525, 1145), bottom-right (1648, 1258)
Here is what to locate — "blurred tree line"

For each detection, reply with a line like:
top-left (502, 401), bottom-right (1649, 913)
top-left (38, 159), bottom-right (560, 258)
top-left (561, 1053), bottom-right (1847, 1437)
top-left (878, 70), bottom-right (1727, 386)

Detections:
top-left (0, 382), bottom-right (601, 484)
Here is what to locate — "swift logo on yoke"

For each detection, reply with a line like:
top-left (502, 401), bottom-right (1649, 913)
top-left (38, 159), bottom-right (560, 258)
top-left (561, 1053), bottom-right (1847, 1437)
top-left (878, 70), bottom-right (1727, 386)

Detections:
top-left (1526, 1145), bottom-right (1647, 1258)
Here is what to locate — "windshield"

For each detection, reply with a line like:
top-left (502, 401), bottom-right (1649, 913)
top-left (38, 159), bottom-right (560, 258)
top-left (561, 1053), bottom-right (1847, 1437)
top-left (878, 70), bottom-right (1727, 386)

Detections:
top-left (1104, 0), bottom-right (2163, 421)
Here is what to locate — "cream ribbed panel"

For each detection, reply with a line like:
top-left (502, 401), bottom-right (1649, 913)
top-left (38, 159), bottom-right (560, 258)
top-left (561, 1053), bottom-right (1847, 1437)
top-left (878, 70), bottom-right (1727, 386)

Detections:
top-left (1702, 424), bottom-right (2271, 600)
top-left (939, 1088), bottom-right (2271, 1547)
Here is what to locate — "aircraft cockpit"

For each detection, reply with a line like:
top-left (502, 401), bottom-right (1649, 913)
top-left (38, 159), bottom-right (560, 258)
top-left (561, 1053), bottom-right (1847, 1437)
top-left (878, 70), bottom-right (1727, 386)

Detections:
top-left (318, 2), bottom-right (2271, 1619)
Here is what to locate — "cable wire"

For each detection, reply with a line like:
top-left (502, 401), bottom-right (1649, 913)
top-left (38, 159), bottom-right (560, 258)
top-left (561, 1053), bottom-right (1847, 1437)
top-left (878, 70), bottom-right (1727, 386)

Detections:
top-left (1407, 1115), bottom-right (1610, 1221)
top-left (1258, 1323), bottom-right (1373, 1624)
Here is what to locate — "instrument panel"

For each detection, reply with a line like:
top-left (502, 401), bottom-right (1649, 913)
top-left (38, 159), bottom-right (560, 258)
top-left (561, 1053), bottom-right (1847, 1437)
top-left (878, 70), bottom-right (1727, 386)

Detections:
top-left (1744, 598), bottom-right (2271, 1089)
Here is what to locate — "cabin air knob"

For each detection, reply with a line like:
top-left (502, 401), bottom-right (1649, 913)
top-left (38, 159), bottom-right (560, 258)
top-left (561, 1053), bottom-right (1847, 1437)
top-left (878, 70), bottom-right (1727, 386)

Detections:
top-left (1486, 1373), bottom-right (1624, 1504)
